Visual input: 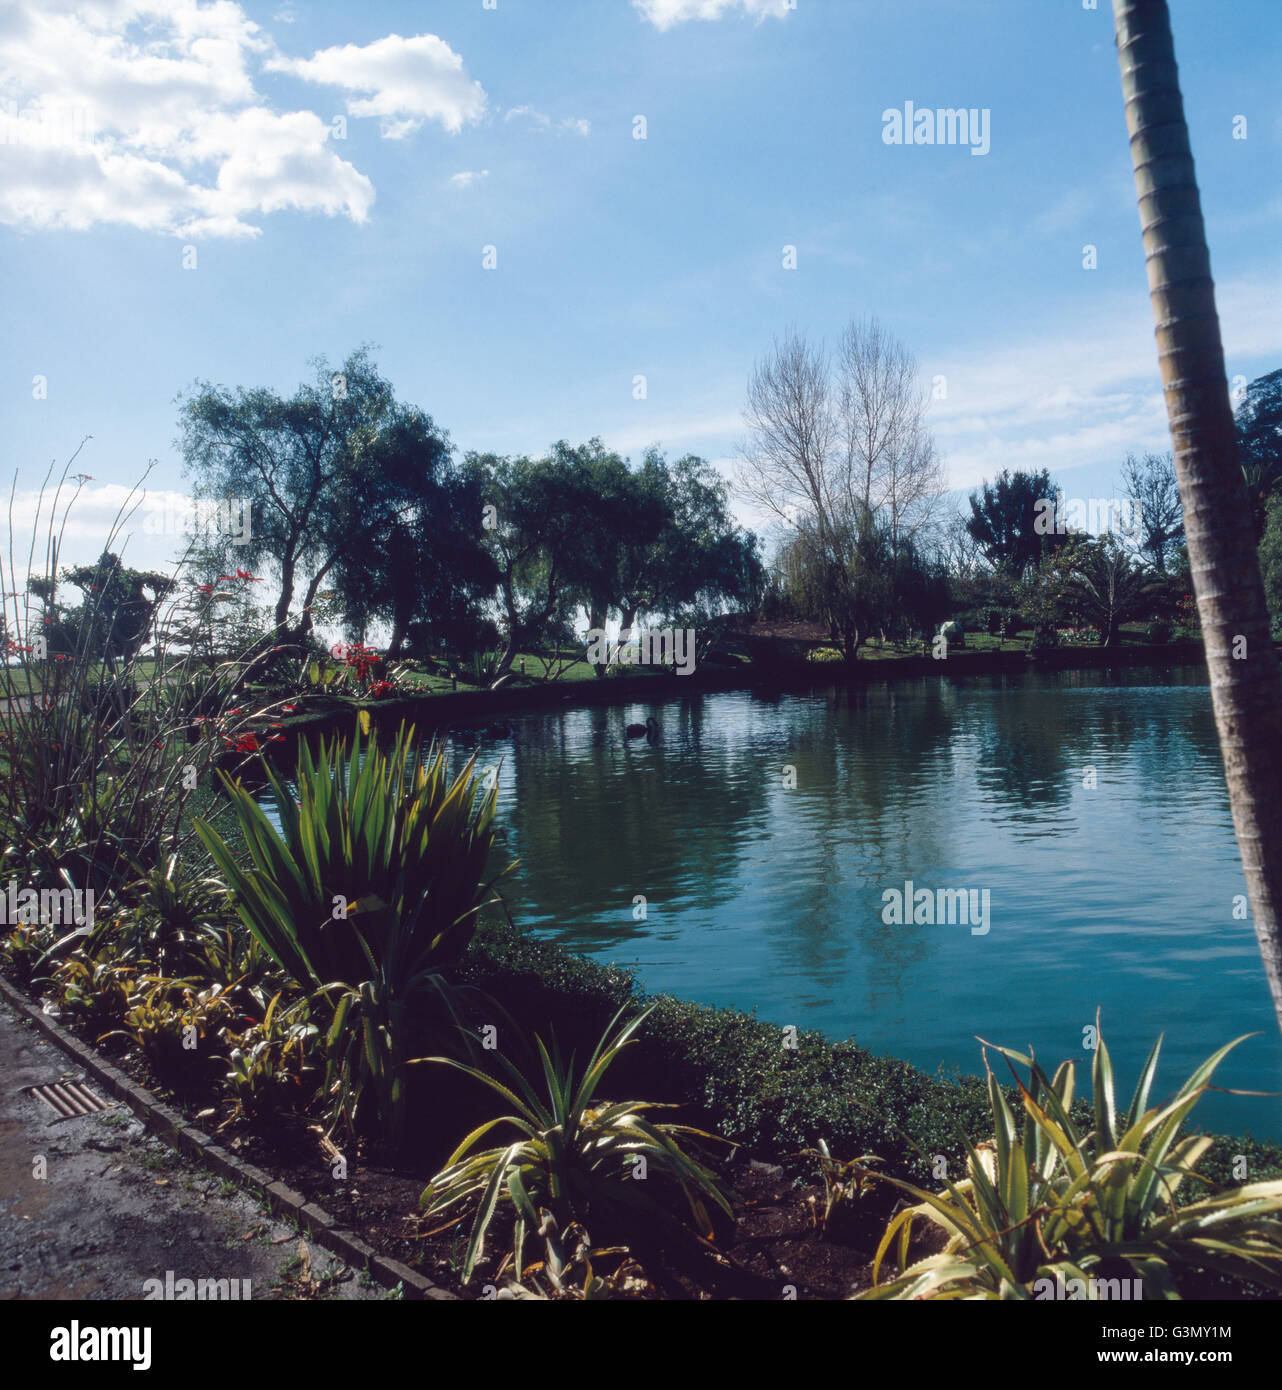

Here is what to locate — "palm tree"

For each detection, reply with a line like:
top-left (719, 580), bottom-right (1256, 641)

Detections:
top-left (1057, 537), bottom-right (1160, 648)
top-left (1113, 0), bottom-right (1282, 1031)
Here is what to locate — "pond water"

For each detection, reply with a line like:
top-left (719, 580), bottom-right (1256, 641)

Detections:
top-left (270, 668), bottom-right (1282, 1141)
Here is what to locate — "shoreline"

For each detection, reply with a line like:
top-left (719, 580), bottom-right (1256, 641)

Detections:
top-left (272, 639), bottom-right (1213, 748)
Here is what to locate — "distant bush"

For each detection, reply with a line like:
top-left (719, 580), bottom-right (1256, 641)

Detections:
top-left (1146, 618), bottom-right (1174, 644)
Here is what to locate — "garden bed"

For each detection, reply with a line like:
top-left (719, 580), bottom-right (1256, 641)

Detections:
top-left (8, 915), bottom-right (1281, 1300)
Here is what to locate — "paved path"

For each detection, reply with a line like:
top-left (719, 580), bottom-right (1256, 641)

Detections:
top-left (0, 998), bottom-right (387, 1301)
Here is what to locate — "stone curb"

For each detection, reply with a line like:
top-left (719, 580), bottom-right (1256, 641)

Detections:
top-left (0, 974), bottom-right (457, 1301)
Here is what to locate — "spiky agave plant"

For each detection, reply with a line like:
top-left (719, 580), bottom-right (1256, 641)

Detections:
top-left (857, 1021), bottom-right (1282, 1300)
top-left (420, 1006), bottom-right (735, 1283)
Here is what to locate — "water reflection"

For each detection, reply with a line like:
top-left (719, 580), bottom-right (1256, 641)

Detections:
top-left (266, 667), bottom-right (1282, 1140)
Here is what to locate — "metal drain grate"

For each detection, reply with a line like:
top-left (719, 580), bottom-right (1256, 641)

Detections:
top-left (24, 1079), bottom-right (117, 1119)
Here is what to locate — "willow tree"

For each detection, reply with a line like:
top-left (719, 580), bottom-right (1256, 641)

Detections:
top-left (1113, 0), bottom-right (1282, 1031)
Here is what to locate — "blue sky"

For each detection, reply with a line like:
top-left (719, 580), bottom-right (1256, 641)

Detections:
top-left (2, 0), bottom-right (1279, 575)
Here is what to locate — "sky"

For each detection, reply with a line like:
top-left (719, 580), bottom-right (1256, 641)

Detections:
top-left (1, 0), bottom-right (1279, 578)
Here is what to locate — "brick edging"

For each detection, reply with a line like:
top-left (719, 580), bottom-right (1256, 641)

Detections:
top-left (0, 974), bottom-right (457, 1301)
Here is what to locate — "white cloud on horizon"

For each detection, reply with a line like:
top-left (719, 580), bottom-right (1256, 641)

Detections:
top-left (928, 266), bottom-right (1282, 492)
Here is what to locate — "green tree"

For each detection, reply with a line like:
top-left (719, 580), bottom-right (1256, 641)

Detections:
top-left (1257, 492), bottom-right (1282, 631)
top-left (1235, 368), bottom-right (1282, 538)
top-left (1055, 535), bottom-right (1161, 647)
top-left (471, 450), bottom-right (599, 678)
top-left (965, 468), bottom-right (1066, 579)
top-left (612, 450), bottom-right (763, 647)
top-left (327, 413), bottom-right (495, 657)
top-left (177, 347), bottom-right (428, 648)
top-left (59, 551), bottom-right (173, 666)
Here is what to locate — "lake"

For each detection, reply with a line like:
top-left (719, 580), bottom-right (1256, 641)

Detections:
top-left (276, 667), bottom-right (1282, 1142)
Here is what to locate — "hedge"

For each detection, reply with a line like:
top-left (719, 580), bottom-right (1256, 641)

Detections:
top-left (460, 918), bottom-right (1282, 1192)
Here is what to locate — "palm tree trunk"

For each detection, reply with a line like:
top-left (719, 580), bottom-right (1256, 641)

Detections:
top-left (1114, 0), bottom-right (1282, 1030)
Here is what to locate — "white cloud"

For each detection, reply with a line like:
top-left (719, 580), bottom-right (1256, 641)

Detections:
top-left (0, 4), bottom-right (483, 237)
top-left (505, 105), bottom-right (550, 129)
top-left (449, 168), bottom-right (488, 188)
top-left (929, 267), bottom-right (1282, 490)
top-left (632, 0), bottom-right (795, 31)
top-left (504, 105), bottom-right (590, 135)
top-left (267, 33), bottom-right (486, 139)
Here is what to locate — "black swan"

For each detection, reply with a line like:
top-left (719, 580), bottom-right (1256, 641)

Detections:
top-left (625, 716), bottom-right (660, 739)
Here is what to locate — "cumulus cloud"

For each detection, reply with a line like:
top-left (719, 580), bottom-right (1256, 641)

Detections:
top-left (0, 3), bottom-right (483, 237)
top-left (632, 0), bottom-right (795, 31)
top-left (449, 168), bottom-right (488, 188)
top-left (266, 33), bottom-right (486, 138)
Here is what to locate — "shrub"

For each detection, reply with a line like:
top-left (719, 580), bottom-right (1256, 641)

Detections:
top-left (109, 976), bottom-right (238, 1088)
top-left (1146, 618), bottom-right (1174, 645)
top-left (420, 1006), bottom-right (734, 1283)
top-left (194, 719), bottom-right (512, 1147)
top-left (49, 945), bottom-right (136, 1037)
top-left (857, 1025), bottom-right (1282, 1300)
top-left (221, 992), bottom-right (318, 1122)
top-left (460, 918), bottom-right (996, 1185)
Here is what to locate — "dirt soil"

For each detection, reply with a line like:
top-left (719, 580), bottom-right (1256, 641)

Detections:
top-left (218, 1114), bottom-right (886, 1300)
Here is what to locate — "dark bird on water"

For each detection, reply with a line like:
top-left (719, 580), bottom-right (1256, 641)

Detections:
top-left (624, 716), bottom-right (660, 740)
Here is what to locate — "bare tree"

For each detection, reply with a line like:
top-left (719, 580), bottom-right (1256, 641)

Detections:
top-left (738, 329), bottom-right (836, 538)
top-left (1114, 0), bottom-right (1282, 1033)
top-left (1119, 449), bottom-right (1184, 573)
top-left (835, 316), bottom-right (941, 557)
top-left (737, 318), bottom-right (943, 654)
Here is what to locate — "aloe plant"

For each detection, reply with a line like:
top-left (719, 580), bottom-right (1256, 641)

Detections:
top-left (858, 1020), bottom-right (1282, 1300)
top-left (194, 719), bottom-right (514, 1146)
